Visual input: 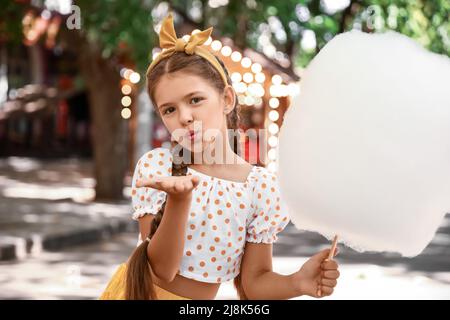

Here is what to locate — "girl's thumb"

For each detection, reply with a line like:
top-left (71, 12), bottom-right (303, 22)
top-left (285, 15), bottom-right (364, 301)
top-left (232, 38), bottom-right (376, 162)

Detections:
top-left (312, 249), bottom-right (331, 261)
top-left (191, 175), bottom-right (200, 186)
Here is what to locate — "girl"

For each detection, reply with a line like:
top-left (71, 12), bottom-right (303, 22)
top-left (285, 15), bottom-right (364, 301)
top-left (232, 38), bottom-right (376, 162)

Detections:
top-left (100, 13), bottom-right (340, 300)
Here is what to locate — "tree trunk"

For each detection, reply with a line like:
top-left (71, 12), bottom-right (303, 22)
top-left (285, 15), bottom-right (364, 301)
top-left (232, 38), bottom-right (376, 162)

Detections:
top-left (77, 38), bottom-right (128, 201)
top-left (339, 0), bottom-right (357, 33)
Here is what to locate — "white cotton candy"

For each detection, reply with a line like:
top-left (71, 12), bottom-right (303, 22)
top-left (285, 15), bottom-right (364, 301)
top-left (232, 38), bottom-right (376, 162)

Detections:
top-left (278, 30), bottom-right (450, 257)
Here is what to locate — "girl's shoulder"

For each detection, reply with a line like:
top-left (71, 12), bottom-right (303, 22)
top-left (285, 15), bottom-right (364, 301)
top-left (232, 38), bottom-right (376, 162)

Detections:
top-left (135, 147), bottom-right (173, 175)
top-left (252, 165), bottom-right (279, 185)
top-left (139, 147), bottom-right (172, 163)
top-left (250, 165), bottom-right (284, 198)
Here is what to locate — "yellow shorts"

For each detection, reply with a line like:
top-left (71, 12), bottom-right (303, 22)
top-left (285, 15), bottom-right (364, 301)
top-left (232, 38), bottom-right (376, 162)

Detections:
top-left (99, 263), bottom-right (191, 300)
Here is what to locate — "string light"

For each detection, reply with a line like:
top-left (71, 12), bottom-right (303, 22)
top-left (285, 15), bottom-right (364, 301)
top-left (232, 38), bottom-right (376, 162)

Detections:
top-left (211, 40), bottom-right (222, 51)
top-left (272, 74), bottom-right (282, 85)
top-left (231, 51), bottom-right (242, 62)
top-left (121, 108), bottom-right (131, 119)
top-left (221, 46), bottom-right (232, 56)
top-left (129, 72), bottom-right (141, 84)
top-left (121, 85), bottom-right (132, 95)
top-left (288, 82), bottom-right (301, 96)
top-left (255, 72), bottom-right (265, 83)
top-left (234, 82), bottom-right (247, 94)
top-left (123, 69), bottom-right (133, 80)
top-left (268, 123), bottom-right (279, 134)
top-left (241, 57), bottom-right (252, 68)
top-left (268, 136), bottom-right (278, 147)
top-left (152, 52), bottom-right (161, 60)
top-left (231, 72), bottom-right (242, 83)
top-left (268, 148), bottom-right (277, 160)
top-left (244, 95), bottom-right (255, 106)
top-left (121, 96), bottom-right (132, 107)
top-left (243, 72), bottom-right (253, 83)
top-left (268, 110), bottom-right (279, 121)
top-left (269, 97), bottom-right (279, 108)
top-left (237, 94), bottom-right (246, 105)
top-left (251, 63), bottom-right (262, 73)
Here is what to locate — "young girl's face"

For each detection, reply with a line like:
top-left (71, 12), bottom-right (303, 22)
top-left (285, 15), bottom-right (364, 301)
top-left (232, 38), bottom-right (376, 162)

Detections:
top-left (153, 70), bottom-right (235, 155)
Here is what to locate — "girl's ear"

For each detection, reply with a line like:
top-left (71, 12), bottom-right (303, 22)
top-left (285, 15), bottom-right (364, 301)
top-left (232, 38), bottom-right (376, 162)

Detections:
top-left (223, 85), bottom-right (236, 115)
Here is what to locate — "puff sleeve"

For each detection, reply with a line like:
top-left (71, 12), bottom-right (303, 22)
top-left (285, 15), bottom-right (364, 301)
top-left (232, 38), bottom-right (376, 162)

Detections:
top-left (131, 147), bottom-right (173, 220)
top-left (246, 169), bottom-right (290, 244)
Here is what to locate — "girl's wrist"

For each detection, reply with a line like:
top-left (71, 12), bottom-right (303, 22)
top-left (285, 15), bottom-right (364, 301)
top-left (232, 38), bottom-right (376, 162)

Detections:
top-left (167, 192), bottom-right (193, 202)
top-left (288, 271), bottom-right (305, 297)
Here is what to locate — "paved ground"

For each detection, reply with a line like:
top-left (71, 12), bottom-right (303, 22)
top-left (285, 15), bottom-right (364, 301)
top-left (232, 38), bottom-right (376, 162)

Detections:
top-left (2, 226), bottom-right (450, 300)
top-left (0, 156), bottom-right (449, 300)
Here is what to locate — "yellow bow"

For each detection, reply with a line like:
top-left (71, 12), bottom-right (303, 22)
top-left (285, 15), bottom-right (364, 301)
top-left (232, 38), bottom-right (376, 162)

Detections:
top-left (146, 12), bottom-right (228, 85)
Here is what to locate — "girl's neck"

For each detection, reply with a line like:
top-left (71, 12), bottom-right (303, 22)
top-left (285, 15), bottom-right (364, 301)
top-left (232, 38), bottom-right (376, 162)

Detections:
top-left (189, 141), bottom-right (246, 172)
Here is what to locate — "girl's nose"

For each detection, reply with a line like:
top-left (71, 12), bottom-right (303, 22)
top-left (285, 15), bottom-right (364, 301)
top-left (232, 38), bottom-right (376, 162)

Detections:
top-left (178, 107), bottom-right (194, 125)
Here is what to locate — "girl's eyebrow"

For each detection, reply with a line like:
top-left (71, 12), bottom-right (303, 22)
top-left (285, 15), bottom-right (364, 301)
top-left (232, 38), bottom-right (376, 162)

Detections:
top-left (158, 91), bottom-right (205, 109)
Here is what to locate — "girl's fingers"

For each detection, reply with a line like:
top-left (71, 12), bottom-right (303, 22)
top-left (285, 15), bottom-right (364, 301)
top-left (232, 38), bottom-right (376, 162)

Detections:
top-left (323, 270), bottom-right (340, 279)
top-left (321, 278), bottom-right (337, 287)
top-left (319, 286), bottom-right (334, 296)
top-left (187, 178), bottom-right (196, 191)
top-left (181, 179), bottom-right (191, 191)
top-left (179, 177), bottom-right (195, 193)
top-left (160, 179), bottom-right (171, 191)
top-left (136, 175), bottom-right (201, 194)
top-left (321, 260), bottom-right (338, 270)
top-left (181, 176), bottom-right (199, 192)
top-left (174, 180), bottom-right (185, 193)
top-left (136, 178), bottom-right (151, 188)
top-left (136, 178), bottom-right (162, 189)
top-left (191, 175), bottom-right (200, 187)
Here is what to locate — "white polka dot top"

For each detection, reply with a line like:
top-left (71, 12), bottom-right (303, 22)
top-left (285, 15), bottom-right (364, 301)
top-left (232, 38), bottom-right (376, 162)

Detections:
top-left (131, 147), bottom-right (290, 284)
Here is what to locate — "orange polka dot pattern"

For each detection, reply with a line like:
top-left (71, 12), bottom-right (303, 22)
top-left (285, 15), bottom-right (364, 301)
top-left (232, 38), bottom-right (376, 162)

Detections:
top-left (131, 147), bottom-right (290, 284)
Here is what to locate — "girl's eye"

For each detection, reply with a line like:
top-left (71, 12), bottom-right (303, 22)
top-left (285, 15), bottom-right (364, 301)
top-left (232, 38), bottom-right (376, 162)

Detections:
top-left (190, 97), bottom-right (203, 104)
top-left (162, 98), bottom-right (203, 115)
top-left (163, 107), bottom-right (175, 115)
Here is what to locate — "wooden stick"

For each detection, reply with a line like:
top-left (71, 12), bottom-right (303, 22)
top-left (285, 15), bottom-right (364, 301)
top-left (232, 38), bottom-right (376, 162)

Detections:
top-left (327, 235), bottom-right (339, 260)
top-left (317, 235), bottom-right (339, 297)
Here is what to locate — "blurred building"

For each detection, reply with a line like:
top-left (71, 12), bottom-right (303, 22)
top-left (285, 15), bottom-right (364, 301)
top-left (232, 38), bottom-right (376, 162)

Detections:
top-left (0, 12), bottom-right (92, 159)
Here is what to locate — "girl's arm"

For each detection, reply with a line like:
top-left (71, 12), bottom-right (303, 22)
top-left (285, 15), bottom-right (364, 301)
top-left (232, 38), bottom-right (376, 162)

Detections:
top-left (138, 214), bottom-right (153, 241)
top-left (240, 242), bottom-right (299, 300)
top-left (135, 175), bottom-right (199, 283)
top-left (240, 242), bottom-right (340, 299)
top-left (146, 194), bottom-right (192, 282)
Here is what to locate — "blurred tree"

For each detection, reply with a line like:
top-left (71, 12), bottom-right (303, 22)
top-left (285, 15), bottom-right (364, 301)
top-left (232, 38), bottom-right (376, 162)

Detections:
top-left (1, 0), bottom-right (156, 201)
top-left (62, 0), bottom-right (156, 200)
top-left (170, 0), bottom-right (448, 68)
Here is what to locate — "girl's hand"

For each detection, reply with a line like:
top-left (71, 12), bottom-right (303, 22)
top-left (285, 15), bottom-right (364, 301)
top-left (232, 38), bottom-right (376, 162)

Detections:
top-left (136, 175), bottom-right (200, 199)
top-left (291, 248), bottom-right (340, 298)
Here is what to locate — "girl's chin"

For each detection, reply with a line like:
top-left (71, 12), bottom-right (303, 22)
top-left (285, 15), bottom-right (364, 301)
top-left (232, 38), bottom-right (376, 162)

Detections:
top-left (179, 140), bottom-right (207, 152)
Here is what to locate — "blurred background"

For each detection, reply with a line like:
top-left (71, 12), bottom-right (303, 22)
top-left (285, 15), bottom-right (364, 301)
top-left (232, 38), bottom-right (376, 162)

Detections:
top-left (0, 0), bottom-right (449, 299)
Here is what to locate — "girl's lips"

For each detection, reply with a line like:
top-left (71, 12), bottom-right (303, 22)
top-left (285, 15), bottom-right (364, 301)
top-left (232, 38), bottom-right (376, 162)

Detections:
top-left (187, 130), bottom-right (199, 141)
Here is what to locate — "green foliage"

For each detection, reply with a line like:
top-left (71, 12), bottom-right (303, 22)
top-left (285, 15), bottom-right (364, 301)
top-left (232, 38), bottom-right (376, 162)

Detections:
top-left (0, 0), bottom-right (25, 47)
top-left (358, 0), bottom-right (450, 56)
top-left (75, 0), bottom-right (156, 72)
top-left (3, 0), bottom-right (448, 72)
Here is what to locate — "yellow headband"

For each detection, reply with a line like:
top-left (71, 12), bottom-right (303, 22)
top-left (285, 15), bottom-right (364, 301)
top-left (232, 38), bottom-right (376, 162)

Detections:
top-left (146, 12), bottom-right (229, 85)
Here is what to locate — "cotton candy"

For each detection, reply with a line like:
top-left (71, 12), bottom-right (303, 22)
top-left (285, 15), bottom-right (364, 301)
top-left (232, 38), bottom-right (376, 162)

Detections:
top-left (278, 30), bottom-right (450, 257)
